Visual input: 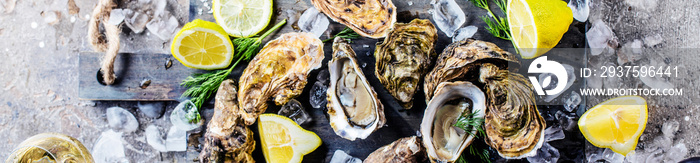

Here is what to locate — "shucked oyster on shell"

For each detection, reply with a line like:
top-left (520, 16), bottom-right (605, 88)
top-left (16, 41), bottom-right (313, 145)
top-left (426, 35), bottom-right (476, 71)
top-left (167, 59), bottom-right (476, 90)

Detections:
top-left (375, 19), bottom-right (438, 109)
top-left (420, 81), bottom-right (486, 162)
top-left (200, 79), bottom-right (255, 163)
top-left (423, 39), bottom-right (545, 159)
top-left (365, 136), bottom-right (426, 163)
top-left (311, 0), bottom-right (396, 38)
top-left (238, 32), bottom-right (324, 125)
top-left (327, 37), bottom-right (385, 141)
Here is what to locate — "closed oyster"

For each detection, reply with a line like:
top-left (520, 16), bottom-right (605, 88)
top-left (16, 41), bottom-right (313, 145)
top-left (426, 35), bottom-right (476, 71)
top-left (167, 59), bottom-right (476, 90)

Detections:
top-left (423, 39), bottom-right (545, 159)
top-left (238, 32), bottom-right (325, 125)
top-left (200, 79), bottom-right (255, 163)
top-left (327, 37), bottom-right (385, 141)
top-left (375, 19), bottom-right (438, 109)
top-left (365, 136), bottom-right (426, 163)
top-left (311, 0), bottom-right (396, 38)
top-left (420, 81), bottom-right (486, 162)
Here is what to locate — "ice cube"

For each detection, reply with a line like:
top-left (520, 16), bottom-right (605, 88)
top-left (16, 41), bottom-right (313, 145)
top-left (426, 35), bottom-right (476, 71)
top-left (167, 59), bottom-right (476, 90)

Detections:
top-left (166, 126), bottom-right (187, 151)
top-left (317, 69), bottom-right (330, 84)
top-left (146, 14), bottom-right (180, 40)
top-left (617, 40), bottom-right (644, 65)
top-left (568, 0), bottom-right (589, 22)
top-left (137, 101), bottom-right (165, 118)
top-left (106, 106), bottom-right (139, 133)
top-left (602, 148), bottom-right (624, 163)
top-left (661, 120), bottom-right (679, 138)
top-left (544, 125), bottom-right (565, 142)
top-left (170, 100), bottom-right (202, 131)
top-left (152, 0), bottom-right (167, 17)
top-left (278, 99), bottom-right (312, 125)
top-left (92, 130), bottom-right (129, 163)
top-left (329, 150), bottom-right (362, 163)
top-left (297, 7), bottom-right (329, 38)
top-left (664, 143), bottom-right (688, 163)
top-left (555, 111), bottom-right (577, 131)
top-left (562, 92), bottom-right (581, 112)
top-left (452, 26), bottom-right (477, 42)
top-left (526, 143), bottom-right (559, 163)
top-left (145, 125), bottom-right (167, 152)
top-left (431, 0), bottom-right (465, 37)
top-left (123, 9), bottom-right (150, 33)
top-left (643, 34), bottom-right (663, 47)
top-left (108, 9), bottom-right (125, 26)
top-left (309, 81), bottom-right (329, 110)
top-left (587, 20), bottom-right (617, 56)
top-left (646, 149), bottom-right (664, 163)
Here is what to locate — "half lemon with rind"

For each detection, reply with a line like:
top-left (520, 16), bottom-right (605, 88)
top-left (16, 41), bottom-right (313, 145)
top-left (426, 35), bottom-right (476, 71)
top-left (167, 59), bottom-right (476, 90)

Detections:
top-left (578, 96), bottom-right (648, 156)
top-left (171, 19), bottom-right (234, 70)
top-left (213, 0), bottom-right (273, 38)
top-left (507, 0), bottom-right (572, 59)
top-left (258, 114), bottom-right (322, 163)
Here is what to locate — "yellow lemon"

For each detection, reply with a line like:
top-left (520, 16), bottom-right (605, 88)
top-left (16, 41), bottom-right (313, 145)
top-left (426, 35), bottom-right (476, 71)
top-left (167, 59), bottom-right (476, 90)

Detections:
top-left (212, 0), bottom-right (273, 37)
top-left (170, 19), bottom-right (234, 70)
top-left (507, 0), bottom-right (573, 59)
top-left (578, 96), bottom-right (648, 156)
top-left (258, 114), bottom-right (321, 163)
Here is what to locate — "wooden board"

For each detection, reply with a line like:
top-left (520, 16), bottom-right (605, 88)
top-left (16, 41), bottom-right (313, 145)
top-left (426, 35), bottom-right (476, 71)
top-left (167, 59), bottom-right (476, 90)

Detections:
top-left (79, 0), bottom-right (588, 162)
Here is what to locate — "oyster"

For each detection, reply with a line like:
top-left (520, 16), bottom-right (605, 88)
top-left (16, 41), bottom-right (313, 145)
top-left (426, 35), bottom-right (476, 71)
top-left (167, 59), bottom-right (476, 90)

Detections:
top-left (327, 37), bottom-right (385, 141)
top-left (375, 19), bottom-right (438, 109)
top-left (420, 81), bottom-right (486, 162)
top-left (238, 32), bottom-right (325, 125)
top-left (311, 0), bottom-right (396, 38)
top-left (365, 136), bottom-right (426, 163)
top-left (199, 79), bottom-right (255, 163)
top-left (423, 39), bottom-right (545, 158)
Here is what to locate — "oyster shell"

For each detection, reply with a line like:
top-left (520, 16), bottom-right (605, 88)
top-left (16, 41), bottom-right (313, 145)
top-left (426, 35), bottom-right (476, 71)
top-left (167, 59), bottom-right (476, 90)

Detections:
top-left (365, 136), bottom-right (426, 163)
top-left (420, 81), bottom-right (486, 162)
top-left (238, 32), bottom-right (325, 125)
top-left (423, 39), bottom-right (545, 158)
top-left (327, 37), bottom-right (385, 141)
top-left (311, 0), bottom-right (396, 38)
top-left (200, 79), bottom-right (255, 163)
top-left (375, 19), bottom-right (438, 109)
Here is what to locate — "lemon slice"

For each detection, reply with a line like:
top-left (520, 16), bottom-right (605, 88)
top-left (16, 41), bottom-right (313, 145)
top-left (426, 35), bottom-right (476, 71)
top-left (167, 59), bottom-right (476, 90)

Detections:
top-left (171, 19), bottom-right (234, 70)
top-left (213, 0), bottom-right (273, 37)
top-left (507, 0), bottom-right (572, 59)
top-left (258, 114), bottom-right (321, 163)
top-left (578, 96), bottom-right (648, 156)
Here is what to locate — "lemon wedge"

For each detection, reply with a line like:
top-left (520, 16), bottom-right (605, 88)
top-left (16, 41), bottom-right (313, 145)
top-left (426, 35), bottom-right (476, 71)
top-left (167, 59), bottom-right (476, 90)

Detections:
top-left (258, 114), bottom-right (321, 163)
top-left (170, 19), bottom-right (234, 70)
top-left (507, 0), bottom-right (572, 59)
top-left (578, 96), bottom-right (648, 156)
top-left (213, 0), bottom-right (273, 37)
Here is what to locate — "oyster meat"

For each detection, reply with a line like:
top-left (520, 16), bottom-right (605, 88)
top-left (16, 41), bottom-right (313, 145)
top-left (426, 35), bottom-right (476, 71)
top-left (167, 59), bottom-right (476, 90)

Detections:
top-left (327, 37), bottom-right (385, 141)
top-left (311, 0), bottom-right (396, 38)
top-left (199, 79), bottom-right (255, 163)
top-left (365, 136), bottom-right (426, 163)
top-left (238, 32), bottom-right (325, 125)
top-left (423, 39), bottom-right (545, 159)
top-left (420, 81), bottom-right (486, 162)
top-left (375, 19), bottom-right (438, 109)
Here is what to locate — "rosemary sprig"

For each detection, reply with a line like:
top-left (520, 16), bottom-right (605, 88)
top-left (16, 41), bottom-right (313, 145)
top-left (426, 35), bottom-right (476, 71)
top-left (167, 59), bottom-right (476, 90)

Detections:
top-left (323, 27), bottom-right (361, 43)
top-left (180, 19), bottom-right (287, 123)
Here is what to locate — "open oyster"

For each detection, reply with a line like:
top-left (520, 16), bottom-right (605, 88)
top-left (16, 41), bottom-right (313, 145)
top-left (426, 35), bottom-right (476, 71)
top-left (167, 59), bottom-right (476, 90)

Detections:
top-left (311, 0), bottom-right (396, 38)
top-left (420, 81), bottom-right (486, 162)
top-left (327, 37), bottom-right (385, 141)
top-left (200, 79), bottom-right (255, 163)
top-left (365, 136), bottom-right (426, 163)
top-left (375, 19), bottom-right (438, 109)
top-left (423, 39), bottom-right (545, 159)
top-left (238, 32), bottom-right (324, 125)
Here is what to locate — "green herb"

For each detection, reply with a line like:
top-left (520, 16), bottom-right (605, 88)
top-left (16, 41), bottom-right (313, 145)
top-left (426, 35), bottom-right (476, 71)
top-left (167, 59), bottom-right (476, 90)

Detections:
top-left (453, 109), bottom-right (485, 136)
top-left (180, 19), bottom-right (287, 123)
top-left (455, 109), bottom-right (490, 163)
top-left (469, 0), bottom-right (519, 52)
top-left (323, 27), bottom-right (361, 43)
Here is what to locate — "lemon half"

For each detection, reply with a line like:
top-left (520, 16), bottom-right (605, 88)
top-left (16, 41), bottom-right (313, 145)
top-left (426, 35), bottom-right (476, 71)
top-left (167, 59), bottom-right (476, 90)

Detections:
top-left (170, 19), bottom-right (234, 70)
top-left (213, 0), bottom-right (273, 37)
top-left (258, 114), bottom-right (322, 163)
top-left (507, 0), bottom-right (572, 59)
top-left (578, 96), bottom-right (648, 156)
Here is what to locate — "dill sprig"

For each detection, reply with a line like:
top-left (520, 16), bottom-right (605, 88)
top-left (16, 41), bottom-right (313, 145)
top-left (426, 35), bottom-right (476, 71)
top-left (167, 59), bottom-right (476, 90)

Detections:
top-left (453, 109), bottom-right (485, 136)
top-left (180, 19), bottom-right (287, 123)
top-left (323, 27), bottom-right (361, 43)
top-left (469, 0), bottom-right (519, 53)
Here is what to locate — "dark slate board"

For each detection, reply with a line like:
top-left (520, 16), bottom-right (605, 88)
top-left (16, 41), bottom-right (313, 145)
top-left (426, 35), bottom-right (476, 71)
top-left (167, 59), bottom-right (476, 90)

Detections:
top-left (79, 0), bottom-right (587, 162)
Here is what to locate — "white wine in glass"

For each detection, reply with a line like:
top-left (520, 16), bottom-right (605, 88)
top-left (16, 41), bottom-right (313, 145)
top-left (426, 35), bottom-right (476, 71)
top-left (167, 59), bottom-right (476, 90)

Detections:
top-left (6, 133), bottom-right (94, 163)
